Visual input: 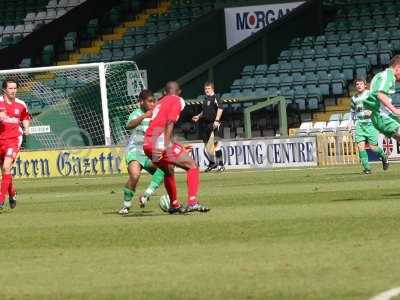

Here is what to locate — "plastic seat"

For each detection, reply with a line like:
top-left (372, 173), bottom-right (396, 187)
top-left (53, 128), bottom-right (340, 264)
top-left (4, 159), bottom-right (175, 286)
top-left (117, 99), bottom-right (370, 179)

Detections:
top-left (292, 61), bottom-right (305, 74)
top-left (314, 48), bottom-right (328, 60)
top-left (279, 50), bottom-right (291, 61)
top-left (241, 65), bottom-right (255, 78)
top-left (279, 62), bottom-right (292, 74)
top-left (279, 75), bottom-right (293, 88)
top-left (266, 64), bottom-right (279, 76)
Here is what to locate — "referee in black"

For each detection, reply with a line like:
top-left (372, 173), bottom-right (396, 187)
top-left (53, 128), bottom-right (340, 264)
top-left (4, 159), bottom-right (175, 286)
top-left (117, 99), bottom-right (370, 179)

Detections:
top-left (192, 81), bottom-right (225, 172)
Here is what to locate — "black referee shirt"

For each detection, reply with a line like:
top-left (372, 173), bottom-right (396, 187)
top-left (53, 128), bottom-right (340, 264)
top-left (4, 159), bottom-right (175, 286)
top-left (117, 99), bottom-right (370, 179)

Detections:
top-left (202, 94), bottom-right (223, 123)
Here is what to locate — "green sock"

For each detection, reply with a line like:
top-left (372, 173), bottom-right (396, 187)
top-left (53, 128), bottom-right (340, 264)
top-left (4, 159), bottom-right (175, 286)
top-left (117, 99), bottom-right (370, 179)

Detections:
top-left (144, 168), bottom-right (165, 198)
top-left (359, 150), bottom-right (370, 171)
top-left (374, 147), bottom-right (386, 159)
top-left (123, 187), bottom-right (135, 207)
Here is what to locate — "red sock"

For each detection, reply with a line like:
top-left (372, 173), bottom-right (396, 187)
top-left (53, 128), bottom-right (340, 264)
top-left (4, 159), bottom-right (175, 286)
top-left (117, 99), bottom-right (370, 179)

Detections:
top-left (0, 174), bottom-right (12, 205)
top-left (187, 168), bottom-right (199, 206)
top-left (164, 175), bottom-right (179, 208)
top-left (8, 177), bottom-right (14, 195)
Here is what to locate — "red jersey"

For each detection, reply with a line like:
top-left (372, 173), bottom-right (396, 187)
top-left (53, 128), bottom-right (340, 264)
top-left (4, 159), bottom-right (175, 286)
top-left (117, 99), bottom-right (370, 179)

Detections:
top-left (145, 95), bottom-right (185, 147)
top-left (0, 96), bottom-right (30, 140)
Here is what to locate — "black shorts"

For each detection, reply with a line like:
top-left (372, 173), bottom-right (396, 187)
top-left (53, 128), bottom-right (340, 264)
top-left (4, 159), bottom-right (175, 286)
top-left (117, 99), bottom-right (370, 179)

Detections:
top-left (199, 121), bottom-right (224, 144)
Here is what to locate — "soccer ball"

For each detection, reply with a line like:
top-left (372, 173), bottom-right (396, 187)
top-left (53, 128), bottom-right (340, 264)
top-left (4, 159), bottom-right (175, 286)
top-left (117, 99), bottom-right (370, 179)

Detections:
top-left (159, 195), bottom-right (170, 212)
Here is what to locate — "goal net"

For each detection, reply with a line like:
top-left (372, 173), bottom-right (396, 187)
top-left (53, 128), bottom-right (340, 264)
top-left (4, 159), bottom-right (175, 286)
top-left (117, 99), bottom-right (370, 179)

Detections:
top-left (0, 61), bottom-right (145, 150)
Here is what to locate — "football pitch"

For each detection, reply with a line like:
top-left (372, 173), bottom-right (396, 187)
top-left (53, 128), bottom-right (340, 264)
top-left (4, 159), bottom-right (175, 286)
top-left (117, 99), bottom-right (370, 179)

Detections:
top-left (1, 165), bottom-right (400, 300)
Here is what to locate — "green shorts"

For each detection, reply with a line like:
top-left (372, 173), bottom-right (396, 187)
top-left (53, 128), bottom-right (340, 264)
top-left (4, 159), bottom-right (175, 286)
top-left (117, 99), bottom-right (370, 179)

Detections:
top-left (371, 113), bottom-right (400, 137)
top-left (125, 151), bottom-right (152, 169)
top-left (355, 122), bottom-right (378, 145)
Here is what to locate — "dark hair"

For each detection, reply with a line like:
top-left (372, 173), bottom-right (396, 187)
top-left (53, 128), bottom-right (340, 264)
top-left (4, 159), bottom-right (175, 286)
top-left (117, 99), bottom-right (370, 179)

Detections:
top-left (164, 81), bottom-right (180, 95)
top-left (2, 78), bottom-right (18, 89)
top-left (204, 81), bottom-right (215, 89)
top-left (138, 89), bottom-right (153, 101)
top-left (390, 55), bottom-right (400, 67)
top-left (354, 77), bottom-right (367, 85)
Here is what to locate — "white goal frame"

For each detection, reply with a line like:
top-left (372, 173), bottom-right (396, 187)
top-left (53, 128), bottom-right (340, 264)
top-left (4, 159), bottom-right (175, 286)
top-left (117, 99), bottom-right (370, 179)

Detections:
top-left (0, 61), bottom-right (145, 147)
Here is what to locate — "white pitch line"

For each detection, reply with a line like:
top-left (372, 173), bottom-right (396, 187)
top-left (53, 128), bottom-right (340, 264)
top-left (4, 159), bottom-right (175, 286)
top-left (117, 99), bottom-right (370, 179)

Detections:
top-left (370, 287), bottom-right (400, 300)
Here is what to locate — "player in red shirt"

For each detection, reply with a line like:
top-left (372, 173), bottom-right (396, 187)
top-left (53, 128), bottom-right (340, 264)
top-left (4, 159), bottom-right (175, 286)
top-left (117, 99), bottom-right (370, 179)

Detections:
top-left (144, 81), bottom-right (209, 214)
top-left (0, 78), bottom-right (30, 210)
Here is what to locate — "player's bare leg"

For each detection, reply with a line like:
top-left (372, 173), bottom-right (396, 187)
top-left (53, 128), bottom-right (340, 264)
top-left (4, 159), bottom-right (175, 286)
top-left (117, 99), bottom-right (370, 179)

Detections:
top-left (172, 151), bottom-right (210, 212)
top-left (0, 156), bottom-right (14, 209)
top-left (119, 161), bottom-right (141, 215)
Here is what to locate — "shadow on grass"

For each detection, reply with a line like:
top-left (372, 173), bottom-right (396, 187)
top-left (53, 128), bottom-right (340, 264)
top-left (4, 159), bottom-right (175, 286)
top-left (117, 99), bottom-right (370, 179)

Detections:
top-left (332, 195), bottom-right (399, 202)
top-left (383, 193), bottom-right (400, 198)
top-left (325, 172), bottom-right (364, 177)
top-left (332, 198), bottom-right (362, 202)
top-left (103, 210), bottom-right (169, 218)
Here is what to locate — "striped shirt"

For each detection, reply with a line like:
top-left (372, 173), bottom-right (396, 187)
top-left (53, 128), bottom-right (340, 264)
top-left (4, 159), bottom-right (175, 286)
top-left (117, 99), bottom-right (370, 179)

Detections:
top-left (125, 108), bottom-right (150, 154)
top-left (349, 90), bottom-right (372, 124)
top-left (369, 67), bottom-right (396, 116)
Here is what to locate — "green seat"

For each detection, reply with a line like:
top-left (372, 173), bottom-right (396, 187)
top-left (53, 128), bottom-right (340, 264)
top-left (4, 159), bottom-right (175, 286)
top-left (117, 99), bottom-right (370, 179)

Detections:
top-left (241, 78), bottom-right (255, 93)
top-left (230, 79), bottom-right (242, 91)
top-left (86, 19), bottom-right (98, 39)
top-left (123, 37), bottom-right (136, 47)
top-left (314, 35), bottom-right (326, 47)
top-left (112, 40), bottom-right (124, 49)
top-left (304, 60), bottom-right (317, 73)
top-left (255, 64), bottom-right (268, 77)
top-left (279, 74), bottom-right (293, 88)
top-left (240, 65), bottom-right (255, 78)
top-left (301, 36), bottom-right (314, 47)
top-left (64, 32), bottom-right (77, 51)
top-left (292, 61), bottom-right (305, 74)
top-left (100, 49), bottom-right (112, 60)
top-left (278, 62), bottom-right (291, 74)
top-left (123, 47), bottom-right (135, 59)
top-left (291, 49), bottom-right (303, 60)
top-left (254, 77), bottom-right (268, 91)
top-left (314, 48), bottom-right (328, 60)
top-left (303, 48), bottom-right (315, 60)
top-left (279, 49), bottom-right (291, 61)
top-left (326, 34), bottom-right (339, 46)
top-left (328, 57), bottom-right (342, 71)
top-left (342, 58), bottom-right (355, 80)
top-left (19, 57), bottom-right (31, 68)
top-left (41, 44), bottom-right (54, 65)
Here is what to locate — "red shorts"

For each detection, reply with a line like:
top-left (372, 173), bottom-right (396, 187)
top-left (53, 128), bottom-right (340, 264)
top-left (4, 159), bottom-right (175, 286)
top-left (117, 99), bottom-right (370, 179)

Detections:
top-left (143, 142), bottom-right (185, 167)
top-left (0, 137), bottom-right (22, 163)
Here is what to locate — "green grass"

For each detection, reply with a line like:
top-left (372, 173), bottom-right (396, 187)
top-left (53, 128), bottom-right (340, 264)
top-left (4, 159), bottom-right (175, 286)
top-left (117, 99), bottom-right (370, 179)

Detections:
top-left (1, 165), bottom-right (400, 299)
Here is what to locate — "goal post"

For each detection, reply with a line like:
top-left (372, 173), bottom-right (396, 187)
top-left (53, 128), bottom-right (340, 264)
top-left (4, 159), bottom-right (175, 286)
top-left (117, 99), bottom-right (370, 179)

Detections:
top-left (0, 61), bottom-right (145, 149)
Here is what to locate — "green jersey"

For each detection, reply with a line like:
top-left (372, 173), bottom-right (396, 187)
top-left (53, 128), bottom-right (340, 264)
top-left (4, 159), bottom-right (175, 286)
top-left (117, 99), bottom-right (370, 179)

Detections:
top-left (125, 108), bottom-right (149, 155)
top-left (350, 90), bottom-right (372, 124)
top-left (367, 67), bottom-right (396, 116)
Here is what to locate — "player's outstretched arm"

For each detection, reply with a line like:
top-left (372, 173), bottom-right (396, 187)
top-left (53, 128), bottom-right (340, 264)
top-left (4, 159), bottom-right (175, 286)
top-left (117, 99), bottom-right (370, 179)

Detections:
top-left (126, 111), bottom-right (152, 130)
top-left (377, 92), bottom-right (400, 116)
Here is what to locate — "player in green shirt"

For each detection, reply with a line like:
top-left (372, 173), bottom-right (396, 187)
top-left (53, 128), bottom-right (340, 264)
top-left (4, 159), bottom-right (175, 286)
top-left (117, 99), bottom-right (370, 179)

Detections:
top-left (363, 55), bottom-right (400, 142)
top-left (118, 90), bottom-right (165, 215)
top-left (349, 78), bottom-right (388, 174)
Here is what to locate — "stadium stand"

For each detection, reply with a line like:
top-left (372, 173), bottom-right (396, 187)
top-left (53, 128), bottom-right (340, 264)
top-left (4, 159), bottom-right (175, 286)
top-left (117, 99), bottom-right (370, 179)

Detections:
top-left (196, 0), bottom-right (400, 138)
top-left (4, 0), bottom-right (400, 141)
top-left (0, 0), bottom-right (86, 49)
top-left (52, 0), bottom-right (215, 66)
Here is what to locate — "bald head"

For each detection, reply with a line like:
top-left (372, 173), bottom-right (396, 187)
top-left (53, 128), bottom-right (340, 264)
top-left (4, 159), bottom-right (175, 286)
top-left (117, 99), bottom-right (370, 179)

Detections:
top-left (164, 81), bottom-right (181, 96)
